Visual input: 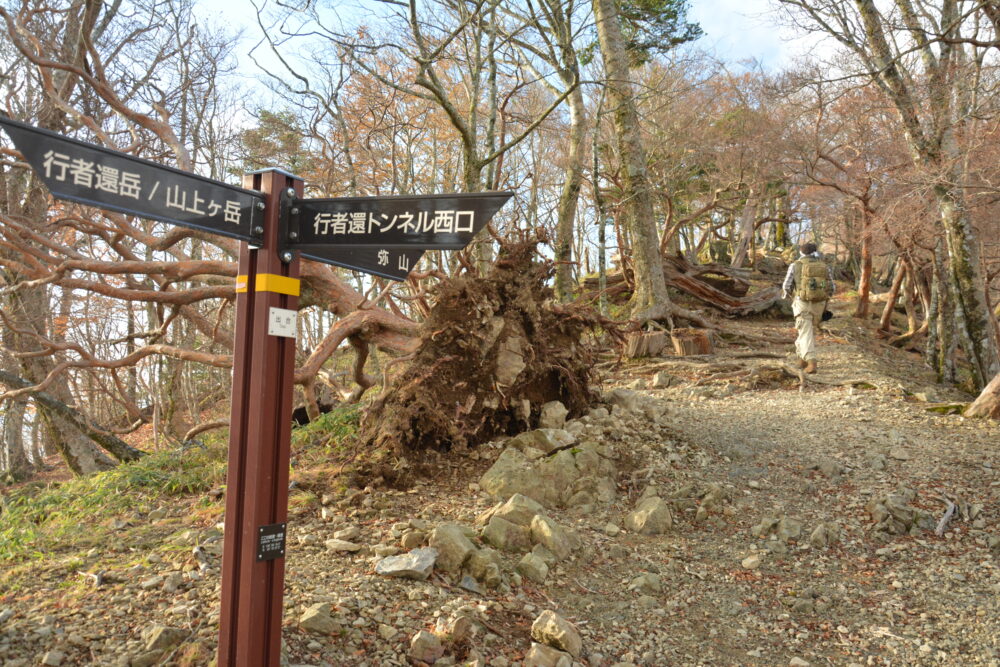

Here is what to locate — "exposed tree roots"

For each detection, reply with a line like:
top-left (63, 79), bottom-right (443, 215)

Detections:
top-left (359, 243), bottom-right (608, 454)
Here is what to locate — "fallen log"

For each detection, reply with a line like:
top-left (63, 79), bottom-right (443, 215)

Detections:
top-left (584, 262), bottom-right (781, 317)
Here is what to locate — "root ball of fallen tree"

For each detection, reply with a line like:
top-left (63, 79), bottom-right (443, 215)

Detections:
top-left (359, 243), bottom-right (600, 453)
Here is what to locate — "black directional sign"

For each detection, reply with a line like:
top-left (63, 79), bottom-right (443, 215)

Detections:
top-left (0, 115), bottom-right (263, 243)
top-left (287, 192), bottom-right (513, 250)
top-left (297, 245), bottom-right (426, 282)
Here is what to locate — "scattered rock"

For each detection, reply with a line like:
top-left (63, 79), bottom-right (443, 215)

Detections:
top-left (523, 642), bottom-right (573, 667)
top-left (742, 554), bottom-right (762, 570)
top-left (434, 614), bottom-right (474, 643)
top-left (299, 603), bottom-right (341, 635)
top-left (652, 372), bottom-right (677, 389)
top-left (325, 539), bottom-right (362, 553)
top-left (624, 497), bottom-right (673, 535)
top-left (629, 573), bottom-right (662, 595)
top-left (465, 548), bottom-right (503, 589)
top-left (143, 624), bottom-right (187, 652)
top-left (531, 610), bottom-right (583, 658)
top-left (809, 522), bottom-right (841, 548)
top-left (428, 524), bottom-right (477, 573)
top-left (40, 650), bottom-right (65, 667)
top-left (482, 516), bottom-right (532, 552)
top-left (516, 552), bottom-right (549, 583)
top-left (409, 629), bottom-right (444, 664)
top-left (375, 547), bottom-right (438, 580)
top-left (493, 493), bottom-right (545, 526)
top-left (333, 525), bottom-right (361, 541)
top-left (538, 401), bottom-right (569, 430)
top-left (888, 447), bottom-right (911, 461)
top-left (507, 428), bottom-right (575, 456)
top-left (867, 492), bottom-right (933, 535)
top-left (530, 515), bottom-right (576, 560)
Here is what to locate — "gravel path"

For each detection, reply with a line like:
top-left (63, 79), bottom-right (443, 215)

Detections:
top-left (1, 311), bottom-right (998, 667)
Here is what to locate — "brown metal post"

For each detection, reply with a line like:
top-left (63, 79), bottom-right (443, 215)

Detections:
top-left (219, 168), bottom-right (302, 666)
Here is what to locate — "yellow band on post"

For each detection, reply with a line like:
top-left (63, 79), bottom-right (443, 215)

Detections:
top-left (235, 274), bottom-right (301, 296)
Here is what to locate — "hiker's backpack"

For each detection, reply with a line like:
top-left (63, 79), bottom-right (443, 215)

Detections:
top-left (795, 256), bottom-right (829, 302)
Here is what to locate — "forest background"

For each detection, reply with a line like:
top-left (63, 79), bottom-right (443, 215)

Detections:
top-left (0, 0), bottom-right (999, 480)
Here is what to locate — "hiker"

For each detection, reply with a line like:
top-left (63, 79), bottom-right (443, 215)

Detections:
top-left (782, 242), bottom-right (834, 373)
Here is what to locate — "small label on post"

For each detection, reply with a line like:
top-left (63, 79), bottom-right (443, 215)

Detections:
top-left (257, 522), bottom-right (287, 561)
top-left (268, 307), bottom-right (297, 338)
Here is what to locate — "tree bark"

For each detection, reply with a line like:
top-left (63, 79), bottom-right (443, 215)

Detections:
top-left (0, 370), bottom-right (145, 465)
top-left (965, 373), bottom-right (1000, 418)
top-left (878, 259), bottom-right (905, 335)
top-left (592, 0), bottom-right (671, 322)
top-left (554, 83), bottom-right (586, 301)
top-left (853, 207), bottom-right (873, 318)
top-left (937, 182), bottom-right (999, 388)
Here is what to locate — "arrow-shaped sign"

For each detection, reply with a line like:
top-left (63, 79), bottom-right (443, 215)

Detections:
top-left (0, 115), bottom-right (263, 243)
top-left (287, 192), bottom-right (512, 250)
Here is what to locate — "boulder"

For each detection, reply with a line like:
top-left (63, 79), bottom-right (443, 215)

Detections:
top-left (531, 610), bottom-right (583, 658)
top-left (481, 516), bottom-right (532, 552)
top-left (480, 448), bottom-right (556, 506)
top-left (480, 438), bottom-right (617, 509)
top-left (538, 401), bottom-right (569, 430)
top-left (375, 547), bottom-right (438, 580)
top-left (493, 493), bottom-right (545, 526)
top-left (624, 497), bottom-right (673, 535)
top-left (466, 548), bottom-right (504, 589)
top-left (530, 515), bottom-right (576, 560)
top-left (516, 552), bottom-right (549, 583)
top-left (530, 544), bottom-right (557, 567)
top-left (428, 524), bottom-right (477, 573)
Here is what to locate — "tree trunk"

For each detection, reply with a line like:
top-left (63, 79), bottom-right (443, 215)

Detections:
top-left (592, 0), bottom-right (670, 322)
top-left (937, 184), bottom-right (999, 389)
top-left (554, 83), bottom-right (585, 302)
top-left (878, 259), bottom-right (905, 334)
top-left (854, 208), bottom-right (873, 318)
top-left (730, 192), bottom-right (757, 268)
top-left (1, 398), bottom-right (29, 480)
top-left (965, 373), bottom-right (1000, 418)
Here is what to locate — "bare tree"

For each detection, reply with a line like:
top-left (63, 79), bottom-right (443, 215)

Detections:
top-left (777, 0), bottom-right (1000, 388)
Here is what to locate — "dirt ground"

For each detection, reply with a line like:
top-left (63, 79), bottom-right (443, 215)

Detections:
top-left (1, 299), bottom-right (999, 667)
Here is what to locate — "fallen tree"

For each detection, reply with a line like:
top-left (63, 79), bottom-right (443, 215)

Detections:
top-left (585, 254), bottom-right (782, 317)
top-left (358, 243), bottom-right (607, 456)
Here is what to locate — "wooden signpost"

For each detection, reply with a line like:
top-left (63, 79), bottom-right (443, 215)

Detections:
top-left (0, 115), bottom-right (513, 666)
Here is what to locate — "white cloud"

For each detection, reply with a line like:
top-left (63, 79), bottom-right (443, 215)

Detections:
top-left (687, 0), bottom-right (829, 71)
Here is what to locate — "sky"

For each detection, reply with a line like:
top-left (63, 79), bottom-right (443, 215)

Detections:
top-left (201, 0), bottom-right (823, 76)
top-left (687, 0), bottom-right (819, 71)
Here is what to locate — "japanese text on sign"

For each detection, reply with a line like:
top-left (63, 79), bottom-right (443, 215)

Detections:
top-left (312, 209), bottom-right (475, 236)
top-left (42, 150), bottom-right (244, 226)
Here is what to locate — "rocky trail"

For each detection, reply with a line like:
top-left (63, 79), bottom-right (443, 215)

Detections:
top-left (2, 304), bottom-right (1000, 667)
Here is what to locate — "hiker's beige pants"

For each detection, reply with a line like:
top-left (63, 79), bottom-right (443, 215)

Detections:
top-left (793, 297), bottom-right (826, 361)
